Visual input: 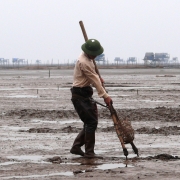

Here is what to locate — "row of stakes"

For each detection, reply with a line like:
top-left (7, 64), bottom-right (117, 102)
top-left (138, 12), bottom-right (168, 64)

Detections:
top-left (36, 88), bottom-right (139, 95)
top-left (48, 70), bottom-right (139, 95)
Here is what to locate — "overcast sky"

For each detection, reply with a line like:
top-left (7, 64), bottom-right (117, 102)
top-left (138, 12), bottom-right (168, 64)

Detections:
top-left (0, 0), bottom-right (180, 63)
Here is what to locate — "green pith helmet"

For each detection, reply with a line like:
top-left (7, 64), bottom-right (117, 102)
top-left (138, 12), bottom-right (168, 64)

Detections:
top-left (81, 39), bottom-right (104, 56)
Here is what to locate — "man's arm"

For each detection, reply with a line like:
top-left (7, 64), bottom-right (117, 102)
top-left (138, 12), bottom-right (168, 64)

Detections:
top-left (80, 62), bottom-right (112, 106)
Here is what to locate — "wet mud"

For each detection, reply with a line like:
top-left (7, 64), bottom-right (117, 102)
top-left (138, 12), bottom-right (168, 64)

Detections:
top-left (136, 126), bottom-right (180, 135)
top-left (4, 106), bottom-right (180, 122)
top-left (0, 69), bottom-right (180, 180)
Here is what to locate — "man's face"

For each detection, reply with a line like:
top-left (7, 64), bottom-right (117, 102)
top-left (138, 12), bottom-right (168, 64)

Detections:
top-left (87, 54), bottom-right (97, 60)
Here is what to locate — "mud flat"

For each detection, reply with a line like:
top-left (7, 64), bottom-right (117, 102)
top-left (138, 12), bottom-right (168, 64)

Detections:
top-left (0, 68), bottom-right (180, 180)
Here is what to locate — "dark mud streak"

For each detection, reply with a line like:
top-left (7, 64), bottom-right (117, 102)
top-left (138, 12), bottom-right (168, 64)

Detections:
top-left (136, 126), bottom-right (180, 135)
top-left (24, 125), bottom-right (180, 135)
top-left (26, 126), bottom-right (81, 133)
top-left (5, 107), bottom-right (180, 122)
top-left (145, 154), bottom-right (179, 160)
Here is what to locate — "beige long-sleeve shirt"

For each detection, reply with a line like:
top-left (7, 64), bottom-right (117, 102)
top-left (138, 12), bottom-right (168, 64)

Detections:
top-left (73, 52), bottom-right (109, 99)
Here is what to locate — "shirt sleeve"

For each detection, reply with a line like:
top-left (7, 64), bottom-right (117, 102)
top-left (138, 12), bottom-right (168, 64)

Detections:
top-left (79, 61), bottom-right (109, 98)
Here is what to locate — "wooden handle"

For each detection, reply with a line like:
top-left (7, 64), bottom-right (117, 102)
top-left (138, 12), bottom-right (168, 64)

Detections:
top-left (79, 21), bottom-right (88, 42)
top-left (79, 20), bottom-right (107, 91)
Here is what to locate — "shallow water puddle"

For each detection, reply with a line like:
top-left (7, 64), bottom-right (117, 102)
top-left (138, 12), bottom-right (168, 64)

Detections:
top-left (110, 153), bottom-right (138, 158)
top-left (31, 119), bottom-right (78, 124)
top-left (0, 161), bottom-right (20, 166)
top-left (31, 119), bottom-right (57, 124)
top-left (7, 155), bottom-right (58, 164)
top-left (2, 156), bottom-right (81, 167)
top-left (7, 155), bottom-right (45, 162)
top-left (6, 155), bottom-right (82, 164)
top-left (112, 154), bottom-right (153, 158)
top-left (61, 162), bottom-right (81, 165)
top-left (95, 163), bottom-right (134, 170)
top-left (2, 172), bottom-right (74, 179)
top-left (8, 95), bottom-right (38, 98)
top-left (0, 126), bottom-right (29, 131)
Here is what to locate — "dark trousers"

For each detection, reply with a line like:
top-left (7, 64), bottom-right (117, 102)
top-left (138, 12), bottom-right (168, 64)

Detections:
top-left (71, 87), bottom-right (98, 133)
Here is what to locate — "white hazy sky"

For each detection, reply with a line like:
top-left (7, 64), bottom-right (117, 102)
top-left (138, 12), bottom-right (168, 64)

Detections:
top-left (0, 0), bottom-right (180, 63)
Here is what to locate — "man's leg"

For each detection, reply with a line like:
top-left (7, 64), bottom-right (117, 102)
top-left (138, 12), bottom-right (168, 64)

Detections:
top-left (71, 98), bottom-right (102, 158)
top-left (70, 129), bottom-right (85, 156)
top-left (70, 98), bottom-right (86, 156)
top-left (83, 100), bottom-right (103, 158)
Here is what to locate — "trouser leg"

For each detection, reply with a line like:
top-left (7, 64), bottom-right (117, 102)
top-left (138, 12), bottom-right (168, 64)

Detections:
top-left (71, 98), bottom-right (98, 133)
top-left (71, 97), bottom-right (102, 158)
top-left (84, 131), bottom-right (103, 159)
top-left (84, 131), bottom-right (95, 157)
top-left (70, 129), bottom-right (85, 156)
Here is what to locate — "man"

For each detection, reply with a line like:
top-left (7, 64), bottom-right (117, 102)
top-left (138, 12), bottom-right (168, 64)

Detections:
top-left (70, 39), bottom-right (112, 158)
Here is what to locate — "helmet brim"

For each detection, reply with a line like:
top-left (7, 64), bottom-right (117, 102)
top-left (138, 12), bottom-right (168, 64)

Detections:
top-left (81, 43), bottom-right (104, 56)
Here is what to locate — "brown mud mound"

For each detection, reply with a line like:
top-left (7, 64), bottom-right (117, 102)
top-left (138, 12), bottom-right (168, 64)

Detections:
top-left (99, 125), bottom-right (180, 135)
top-left (20, 125), bottom-right (180, 135)
top-left (5, 109), bottom-right (78, 119)
top-left (26, 126), bottom-right (80, 133)
top-left (115, 107), bottom-right (180, 122)
top-left (4, 107), bottom-right (180, 122)
top-left (46, 156), bottom-right (62, 164)
top-left (136, 126), bottom-right (180, 135)
top-left (146, 154), bottom-right (179, 160)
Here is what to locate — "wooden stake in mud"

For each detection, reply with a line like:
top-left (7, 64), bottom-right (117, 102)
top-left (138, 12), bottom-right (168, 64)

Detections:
top-left (49, 69), bottom-right (50, 78)
top-left (79, 20), bottom-right (139, 158)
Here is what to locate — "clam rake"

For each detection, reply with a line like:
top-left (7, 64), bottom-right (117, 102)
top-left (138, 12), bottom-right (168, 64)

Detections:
top-left (91, 98), bottom-right (139, 159)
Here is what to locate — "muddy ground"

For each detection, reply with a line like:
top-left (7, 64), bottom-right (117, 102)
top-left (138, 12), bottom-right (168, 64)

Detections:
top-left (0, 68), bottom-right (180, 180)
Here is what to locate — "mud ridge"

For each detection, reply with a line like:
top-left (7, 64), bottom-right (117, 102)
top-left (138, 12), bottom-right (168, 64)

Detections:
top-left (100, 125), bottom-right (180, 135)
top-left (4, 107), bottom-right (180, 122)
top-left (136, 126), bottom-right (180, 135)
top-left (145, 154), bottom-right (179, 160)
top-left (5, 109), bottom-right (79, 119)
top-left (20, 125), bottom-right (180, 135)
top-left (25, 126), bottom-right (81, 133)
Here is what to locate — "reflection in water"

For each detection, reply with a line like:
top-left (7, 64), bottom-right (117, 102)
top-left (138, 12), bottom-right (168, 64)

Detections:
top-left (0, 161), bottom-right (20, 166)
top-left (95, 163), bottom-right (134, 170)
top-left (31, 119), bottom-right (77, 124)
top-left (0, 126), bottom-right (29, 131)
top-left (7, 155), bottom-right (45, 161)
top-left (79, 158), bottom-right (101, 165)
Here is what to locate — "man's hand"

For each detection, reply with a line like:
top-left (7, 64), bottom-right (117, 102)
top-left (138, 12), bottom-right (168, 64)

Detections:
top-left (104, 96), bottom-right (113, 107)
